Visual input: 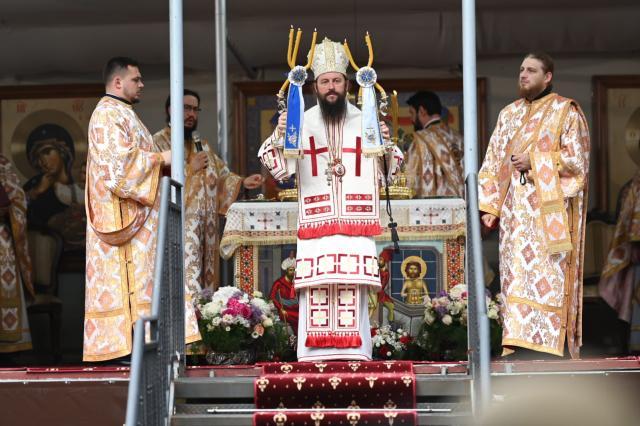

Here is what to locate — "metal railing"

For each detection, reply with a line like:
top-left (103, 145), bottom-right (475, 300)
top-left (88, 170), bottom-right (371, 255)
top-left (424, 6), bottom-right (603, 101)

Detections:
top-left (465, 173), bottom-right (492, 416)
top-left (125, 177), bottom-right (186, 426)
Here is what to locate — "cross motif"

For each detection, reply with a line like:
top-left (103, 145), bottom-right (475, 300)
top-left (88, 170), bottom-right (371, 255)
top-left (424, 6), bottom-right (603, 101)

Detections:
top-left (317, 256), bottom-right (333, 274)
top-left (311, 309), bottom-right (329, 326)
top-left (310, 288), bottom-right (328, 305)
top-left (303, 136), bottom-right (328, 176)
top-left (338, 309), bottom-right (355, 327)
top-left (418, 210), bottom-right (439, 225)
top-left (342, 136), bottom-right (362, 176)
top-left (256, 213), bottom-right (273, 230)
top-left (339, 289), bottom-right (355, 305)
top-left (297, 261), bottom-right (312, 279)
top-left (341, 256), bottom-right (358, 274)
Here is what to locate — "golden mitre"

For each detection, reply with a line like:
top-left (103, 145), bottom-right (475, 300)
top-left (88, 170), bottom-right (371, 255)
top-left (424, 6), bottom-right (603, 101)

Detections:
top-left (309, 37), bottom-right (349, 78)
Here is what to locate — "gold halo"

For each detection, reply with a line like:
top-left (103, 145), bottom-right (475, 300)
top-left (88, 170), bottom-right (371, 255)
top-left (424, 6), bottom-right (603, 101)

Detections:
top-left (10, 109), bottom-right (87, 182)
top-left (624, 107), bottom-right (640, 167)
top-left (400, 255), bottom-right (427, 279)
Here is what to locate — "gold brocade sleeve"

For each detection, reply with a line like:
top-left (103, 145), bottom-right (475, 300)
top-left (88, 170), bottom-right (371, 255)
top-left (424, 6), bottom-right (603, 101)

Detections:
top-left (210, 152), bottom-right (243, 216)
top-left (404, 137), bottom-right (426, 198)
top-left (90, 109), bottom-right (163, 208)
top-left (0, 156), bottom-right (33, 296)
top-left (478, 113), bottom-right (505, 218)
top-left (556, 104), bottom-right (590, 199)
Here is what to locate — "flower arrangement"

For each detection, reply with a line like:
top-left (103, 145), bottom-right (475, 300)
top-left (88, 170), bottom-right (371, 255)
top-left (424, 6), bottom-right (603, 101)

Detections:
top-left (196, 286), bottom-right (294, 362)
top-left (413, 284), bottom-right (502, 361)
top-left (370, 324), bottom-right (412, 360)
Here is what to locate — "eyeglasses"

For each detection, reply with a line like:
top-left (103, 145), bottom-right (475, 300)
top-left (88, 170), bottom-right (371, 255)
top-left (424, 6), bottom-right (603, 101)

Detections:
top-left (184, 105), bottom-right (202, 113)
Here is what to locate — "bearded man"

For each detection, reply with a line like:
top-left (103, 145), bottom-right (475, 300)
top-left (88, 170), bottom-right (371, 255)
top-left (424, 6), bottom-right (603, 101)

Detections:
top-left (258, 38), bottom-right (403, 361)
top-left (404, 91), bottom-right (464, 197)
top-left (270, 256), bottom-right (299, 334)
top-left (478, 52), bottom-right (590, 359)
top-left (153, 90), bottom-right (262, 293)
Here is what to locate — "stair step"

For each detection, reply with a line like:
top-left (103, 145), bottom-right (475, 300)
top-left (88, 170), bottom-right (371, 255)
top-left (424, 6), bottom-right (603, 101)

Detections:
top-left (174, 374), bottom-right (471, 399)
top-left (172, 402), bottom-right (472, 426)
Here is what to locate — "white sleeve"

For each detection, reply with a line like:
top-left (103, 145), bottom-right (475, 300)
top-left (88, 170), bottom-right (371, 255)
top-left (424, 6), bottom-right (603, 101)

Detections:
top-left (258, 132), bottom-right (297, 180)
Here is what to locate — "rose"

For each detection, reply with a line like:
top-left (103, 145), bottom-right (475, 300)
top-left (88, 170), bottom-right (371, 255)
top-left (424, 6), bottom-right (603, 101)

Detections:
top-left (262, 318), bottom-right (273, 328)
top-left (442, 314), bottom-right (453, 325)
top-left (424, 310), bottom-right (436, 325)
top-left (449, 284), bottom-right (467, 300)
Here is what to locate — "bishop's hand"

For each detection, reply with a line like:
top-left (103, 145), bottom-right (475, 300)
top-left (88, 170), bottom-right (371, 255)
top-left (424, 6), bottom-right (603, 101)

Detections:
top-left (276, 112), bottom-right (287, 138)
top-left (380, 121), bottom-right (390, 142)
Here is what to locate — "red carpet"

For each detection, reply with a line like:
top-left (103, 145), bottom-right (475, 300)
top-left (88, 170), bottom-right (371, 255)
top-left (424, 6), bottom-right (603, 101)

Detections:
top-left (253, 361), bottom-right (417, 426)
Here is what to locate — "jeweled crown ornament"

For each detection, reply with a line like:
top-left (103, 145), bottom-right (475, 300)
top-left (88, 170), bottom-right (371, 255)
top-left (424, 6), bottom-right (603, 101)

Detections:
top-left (275, 26), bottom-right (317, 158)
top-left (309, 37), bottom-right (350, 77)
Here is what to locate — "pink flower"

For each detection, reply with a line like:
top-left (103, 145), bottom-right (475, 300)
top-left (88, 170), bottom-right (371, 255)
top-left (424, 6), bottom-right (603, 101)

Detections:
top-left (223, 298), bottom-right (252, 319)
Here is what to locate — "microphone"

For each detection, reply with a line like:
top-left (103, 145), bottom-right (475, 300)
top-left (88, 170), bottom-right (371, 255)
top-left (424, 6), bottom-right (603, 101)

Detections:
top-left (192, 130), bottom-right (203, 152)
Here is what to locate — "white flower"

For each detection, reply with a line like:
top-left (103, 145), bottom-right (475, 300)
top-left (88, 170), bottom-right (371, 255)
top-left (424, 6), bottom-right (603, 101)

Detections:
top-left (201, 302), bottom-right (219, 320)
top-left (251, 298), bottom-right (270, 314)
top-left (386, 351), bottom-right (392, 357)
top-left (262, 318), bottom-right (273, 327)
top-left (449, 284), bottom-right (468, 300)
top-left (442, 314), bottom-right (453, 325)
top-left (253, 291), bottom-right (263, 298)
top-left (225, 326), bottom-right (231, 331)
top-left (487, 307), bottom-right (499, 320)
top-left (449, 301), bottom-right (464, 316)
top-left (222, 314), bottom-right (234, 324)
top-left (424, 311), bottom-right (436, 325)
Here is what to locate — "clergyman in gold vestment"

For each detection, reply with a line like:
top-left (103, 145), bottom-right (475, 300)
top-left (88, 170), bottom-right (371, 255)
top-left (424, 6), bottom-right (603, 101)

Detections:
top-left (83, 57), bottom-right (199, 362)
top-left (479, 52), bottom-right (590, 359)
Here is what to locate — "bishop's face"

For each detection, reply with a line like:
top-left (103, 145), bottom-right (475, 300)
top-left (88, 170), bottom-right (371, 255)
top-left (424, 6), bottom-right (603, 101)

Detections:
top-left (315, 72), bottom-right (348, 104)
top-left (518, 57), bottom-right (551, 100)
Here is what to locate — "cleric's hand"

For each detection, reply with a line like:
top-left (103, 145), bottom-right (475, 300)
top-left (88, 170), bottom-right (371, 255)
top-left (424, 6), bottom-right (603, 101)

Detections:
top-left (380, 121), bottom-right (391, 141)
top-left (276, 112), bottom-right (287, 138)
top-left (511, 153), bottom-right (531, 172)
top-left (243, 174), bottom-right (264, 190)
top-left (189, 151), bottom-right (208, 173)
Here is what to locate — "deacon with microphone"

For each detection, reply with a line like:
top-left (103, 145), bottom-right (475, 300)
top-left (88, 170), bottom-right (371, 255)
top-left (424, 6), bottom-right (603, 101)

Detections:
top-left (152, 89), bottom-right (263, 313)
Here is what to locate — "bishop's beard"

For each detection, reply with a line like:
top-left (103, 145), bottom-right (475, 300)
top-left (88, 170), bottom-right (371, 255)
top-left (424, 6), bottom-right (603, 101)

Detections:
top-left (318, 91), bottom-right (347, 124)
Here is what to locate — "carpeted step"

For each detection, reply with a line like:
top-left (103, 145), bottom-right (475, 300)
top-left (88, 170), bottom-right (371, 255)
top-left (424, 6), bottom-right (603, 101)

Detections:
top-left (260, 360), bottom-right (413, 375)
top-left (255, 361), bottom-right (416, 411)
top-left (253, 409), bottom-right (417, 426)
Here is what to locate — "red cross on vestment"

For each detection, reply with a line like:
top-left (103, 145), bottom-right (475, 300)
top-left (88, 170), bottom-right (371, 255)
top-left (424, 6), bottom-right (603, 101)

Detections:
top-left (342, 137), bottom-right (362, 176)
top-left (303, 136), bottom-right (328, 176)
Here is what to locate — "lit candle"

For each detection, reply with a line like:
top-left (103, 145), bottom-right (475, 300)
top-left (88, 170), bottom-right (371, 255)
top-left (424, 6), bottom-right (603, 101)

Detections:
top-left (391, 90), bottom-right (399, 144)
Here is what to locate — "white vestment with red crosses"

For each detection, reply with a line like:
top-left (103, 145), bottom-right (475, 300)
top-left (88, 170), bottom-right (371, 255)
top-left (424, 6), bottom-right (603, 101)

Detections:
top-left (259, 102), bottom-right (402, 361)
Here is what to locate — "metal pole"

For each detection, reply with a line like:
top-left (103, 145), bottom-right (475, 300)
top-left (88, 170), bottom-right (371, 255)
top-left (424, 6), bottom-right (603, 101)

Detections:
top-left (215, 0), bottom-right (229, 163)
top-left (462, 0), bottom-right (491, 417)
top-left (463, 0), bottom-right (478, 178)
top-left (170, 0), bottom-right (185, 185)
